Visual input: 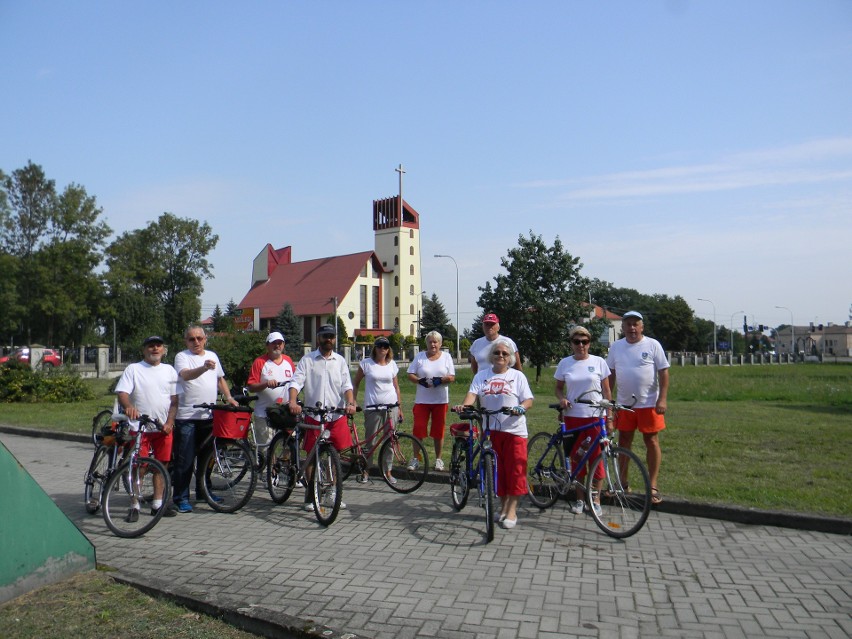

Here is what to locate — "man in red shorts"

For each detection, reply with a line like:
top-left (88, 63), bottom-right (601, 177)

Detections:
top-left (606, 311), bottom-right (669, 505)
top-left (115, 335), bottom-right (179, 519)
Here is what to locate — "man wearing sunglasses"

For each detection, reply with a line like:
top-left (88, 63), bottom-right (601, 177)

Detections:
top-left (606, 311), bottom-right (669, 506)
top-left (173, 326), bottom-right (237, 513)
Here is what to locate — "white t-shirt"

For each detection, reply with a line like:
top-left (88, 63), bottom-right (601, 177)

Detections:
top-left (606, 336), bottom-right (670, 409)
top-left (359, 358), bottom-right (400, 407)
top-left (114, 361), bottom-right (179, 429)
top-left (468, 367), bottom-right (533, 437)
top-left (174, 349), bottom-right (226, 420)
top-left (469, 335), bottom-right (519, 372)
top-left (407, 351), bottom-right (455, 404)
top-left (553, 355), bottom-right (611, 418)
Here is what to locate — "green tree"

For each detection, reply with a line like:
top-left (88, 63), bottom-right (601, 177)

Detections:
top-left (0, 163), bottom-right (111, 346)
top-left (476, 231), bottom-right (589, 382)
top-left (275, 303), bottom-right (303, 359)
top-left (106, 213), bottom-right (218, 350)
top-left (207, 331), bottom-right (266, 390)
top-left (420, 293), bottom-right (456, 347)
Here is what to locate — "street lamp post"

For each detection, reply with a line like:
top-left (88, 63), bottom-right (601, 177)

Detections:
top-left (775, 305), bottom-right (794, 361)
top-left (434, 254), bottom-right (460, 363)
top-left (697, 298), bottom-right (717, 355)
top-left (729, 310), bottom-right (745, 366)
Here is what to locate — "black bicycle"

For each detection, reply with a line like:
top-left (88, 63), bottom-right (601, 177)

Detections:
top-left (266, 403), bottom-right (345, 526)
top-left (100, 414), bottom-right (173, 538)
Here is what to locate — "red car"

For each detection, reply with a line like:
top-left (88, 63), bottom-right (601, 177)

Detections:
top-left (0, 348), bottom-right (63, 368)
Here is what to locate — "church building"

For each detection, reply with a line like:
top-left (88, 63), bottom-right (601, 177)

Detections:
top-left (236, 195), bottom-right (424, 345)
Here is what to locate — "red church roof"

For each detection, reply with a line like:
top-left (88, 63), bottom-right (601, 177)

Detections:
top-left (238, 250), bottom-right (387, 319)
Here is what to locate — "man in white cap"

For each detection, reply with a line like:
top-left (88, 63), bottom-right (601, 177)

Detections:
top-left (246, 331), bottom-right (295, 449)
top-left (468, 312), bottom-right (522, 374)
top-left (606, 310), bottom-right (669, 505)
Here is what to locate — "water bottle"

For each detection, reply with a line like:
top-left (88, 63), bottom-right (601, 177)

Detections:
top-left (573, 436), bottom-right (592, 467)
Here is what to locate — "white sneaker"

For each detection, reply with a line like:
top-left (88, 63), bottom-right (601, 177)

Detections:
top-left (500, 518), bottom-right (517, 529)
top-left (407, 458), bottom-right (419, 471)
top-left (591, 502), bottom-right (602, 517)
top-left (385, 473), bottom-right (398, 485)
top-left (303, 502), bottom-right (314, 512)
top-left (569, 500), bottom-right (584, 514)
top-left (434, 458), bottom-right (445, 471)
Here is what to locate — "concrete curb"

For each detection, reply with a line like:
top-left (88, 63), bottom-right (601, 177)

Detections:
top-left (3, 424), bottom-right (850, 537)
top-left (112, 571), bottom-right (368, 639)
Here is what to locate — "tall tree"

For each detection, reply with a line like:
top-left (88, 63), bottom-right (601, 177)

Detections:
top-left (275, 303), bottom-right (303, 359)
top-left (420, 293), bottom-right (456, 346)
top-left (0, 163), bottom-right (111, 346)
top-left (106, 212), bottom-right (218, 350)
top-left (477, 231), bottom-right (589, 381)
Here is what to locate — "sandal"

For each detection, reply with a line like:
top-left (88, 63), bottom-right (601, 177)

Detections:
top-left (651, 487), bottom-right (662, 505)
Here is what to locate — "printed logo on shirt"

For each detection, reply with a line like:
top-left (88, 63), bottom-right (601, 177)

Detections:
top-left (588, 366), bottom-right (595, 373)
top-left (483, 378), bottom-right (515, 397)
top-left (642, 352), bottom-right (650, 360)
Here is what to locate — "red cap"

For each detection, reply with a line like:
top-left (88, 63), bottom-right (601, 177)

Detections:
top-left (482, 313), bottom-right (499, 324)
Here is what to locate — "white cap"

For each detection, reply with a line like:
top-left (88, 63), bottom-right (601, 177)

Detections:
top-left (266, 331), bottom-right (286, 343)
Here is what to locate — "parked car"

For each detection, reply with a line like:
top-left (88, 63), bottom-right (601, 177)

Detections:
top-left (0, 348), bottom-right (63, 368)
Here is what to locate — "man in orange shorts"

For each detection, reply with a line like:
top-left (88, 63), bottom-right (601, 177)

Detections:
top-left (606, 311), bottom-right (669, 505)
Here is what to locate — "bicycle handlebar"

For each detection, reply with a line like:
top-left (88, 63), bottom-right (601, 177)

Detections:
top-left (112, 413), bottom-right (165, 432)
top-left (364, 402), bottom-right (400, 411)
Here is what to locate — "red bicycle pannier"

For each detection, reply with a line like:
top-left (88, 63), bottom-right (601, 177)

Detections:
top-left (212, 406), bottom-right (253, 439)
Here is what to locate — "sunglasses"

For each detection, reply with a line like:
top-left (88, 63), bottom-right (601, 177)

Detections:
top-left (187, 336), bottom-right (205, 342)
top-left (375, 344), bottom-right (389, 348)
top-left (493, 351), bottom-right (511, 357)
top-left (572, 339), bottom-right (590, 345)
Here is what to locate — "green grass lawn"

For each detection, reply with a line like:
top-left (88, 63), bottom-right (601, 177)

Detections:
top-left (2, 363), bottom-right (850, 517)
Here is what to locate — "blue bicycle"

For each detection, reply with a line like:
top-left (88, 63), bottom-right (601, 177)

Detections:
top-left (449, 405), bottom-right (514, 543)
top-left (526, 394), bottom-right (651, 538)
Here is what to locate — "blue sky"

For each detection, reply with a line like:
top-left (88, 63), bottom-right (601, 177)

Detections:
top-left (3, 1), bottom-right (851, 335)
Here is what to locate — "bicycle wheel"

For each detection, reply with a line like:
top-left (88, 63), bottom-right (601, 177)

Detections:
top-left (266, 432), bottom-right (297, 504)
top-left (83, 445), bottom-right (110, 514)
top-left (526, 432), bottom-right (565, 509)
top-left (449, 438), bottom-right (469, 511)
top-left (102, 457), bottom-right (170, 538)
top-left (91, 409), bottom-right (112, 448)
top-left (378, 433), bottom-right (427, 494)
top-left (200, 438), bottom-right (257, 513)
top-left (586, 445), bottom-right (651, 539)
top-left (311, 444), bottom-right (342, 526)
top-left (482, 451), bottom-right (496, 543)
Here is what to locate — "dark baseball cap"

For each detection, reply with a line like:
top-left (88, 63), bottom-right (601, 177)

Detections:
top-left (318, 324), bottom-right (336, 335)
top-left (142, 336), bottom-right (165, 346)
top-left (374, 336), bottom-right (391, 347)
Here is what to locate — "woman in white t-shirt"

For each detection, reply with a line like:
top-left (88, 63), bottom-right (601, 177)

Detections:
top-left (455, 337), bottom-right (534, 529)
top-left (553, 325), bottom-right (612, 516)
top-left (353, 336), bottom-right (402, 483)
top-left (406, 331), bottom-right (456, 471)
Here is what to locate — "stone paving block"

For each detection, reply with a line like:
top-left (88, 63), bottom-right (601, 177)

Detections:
top-left (3, 432), bottom-right (851, 639)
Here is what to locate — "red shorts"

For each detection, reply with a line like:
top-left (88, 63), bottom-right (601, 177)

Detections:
top-left (140, 430), bottom-right (173, 463)
top-left (614, 407), bottom-right (666, 434)
top-left (491, 431), bottom-right (528, 496)
top-left (412, 404), bottom-right (448, 440)
top-left (562, 419), bottom-right (604, 481)
top-left (301, 415), bottom-right (353, 453)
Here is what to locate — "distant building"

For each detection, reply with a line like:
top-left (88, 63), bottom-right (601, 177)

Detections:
top-left (236, 196), bottom-right (424, 345)
top-left (775, 322), bottom-right (852, 357)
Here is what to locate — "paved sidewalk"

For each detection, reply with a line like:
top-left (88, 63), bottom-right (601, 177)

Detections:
top-left (3, 431), bottom-right (851, 639)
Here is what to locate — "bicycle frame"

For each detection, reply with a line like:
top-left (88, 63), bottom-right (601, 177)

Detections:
top-left (454, 410), bottom-right (498, 506)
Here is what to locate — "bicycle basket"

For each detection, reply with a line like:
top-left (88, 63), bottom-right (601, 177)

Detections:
top-left (450, 422), bottom-right (479, 439)
top-left (265, 403), bottom-right (299, 431)
top-left (212, 406), bottom-right (253, 439)
top-left (99, 420), bottom-right (134, 447)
